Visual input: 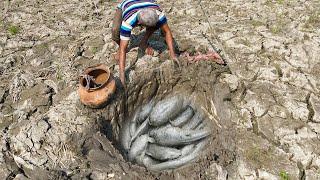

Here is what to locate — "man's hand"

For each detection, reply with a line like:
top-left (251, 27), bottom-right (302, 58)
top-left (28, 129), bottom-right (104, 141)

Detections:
top-left (145, 46), bottom-right (154, 56)
top-left (139, 42), bottom-right (154, 56)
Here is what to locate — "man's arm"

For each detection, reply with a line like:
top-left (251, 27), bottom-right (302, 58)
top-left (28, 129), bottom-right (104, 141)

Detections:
top-left (119, 39), bottom-right (129, 88)
top-left (160, 23), bottom-right (176, 60)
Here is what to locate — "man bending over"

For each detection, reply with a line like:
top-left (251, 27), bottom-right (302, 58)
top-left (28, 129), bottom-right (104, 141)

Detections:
top-left (112, 0), bottom-right (177, 88)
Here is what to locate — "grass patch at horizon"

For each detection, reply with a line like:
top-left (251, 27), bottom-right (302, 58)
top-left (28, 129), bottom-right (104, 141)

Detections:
top-left (8, 25), bottom-right (20, 35)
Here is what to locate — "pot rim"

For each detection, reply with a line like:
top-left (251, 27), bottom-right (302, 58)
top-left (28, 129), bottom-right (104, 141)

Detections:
top-left (79, 64), bottom-right (111, 91)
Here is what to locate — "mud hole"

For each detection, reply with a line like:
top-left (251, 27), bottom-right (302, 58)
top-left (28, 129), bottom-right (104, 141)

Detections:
top-left (78, 59), bottom-right (236, 179)
top-left (2, 58), bottom-right (236, 179)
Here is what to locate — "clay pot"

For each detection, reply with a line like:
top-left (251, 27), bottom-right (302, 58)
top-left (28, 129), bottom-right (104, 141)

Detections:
top-left (78, 64), bottom-right (116, 108)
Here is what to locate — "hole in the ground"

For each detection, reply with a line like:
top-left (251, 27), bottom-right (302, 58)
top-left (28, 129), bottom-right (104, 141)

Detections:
top-left (119, 95), bottom-right (212, 171)
top-left (88, 60), bottom-right (235, 175)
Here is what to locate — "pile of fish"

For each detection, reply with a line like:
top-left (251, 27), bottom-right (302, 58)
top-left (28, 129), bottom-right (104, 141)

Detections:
top-left (120, 95), bottom-right (211, 171)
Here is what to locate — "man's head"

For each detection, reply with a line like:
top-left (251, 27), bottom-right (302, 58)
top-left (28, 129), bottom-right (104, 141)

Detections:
top-left (138, 9), bottom-right (159, 27)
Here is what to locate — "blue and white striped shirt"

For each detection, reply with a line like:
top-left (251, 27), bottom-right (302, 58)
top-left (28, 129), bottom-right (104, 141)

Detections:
top-left (117, 0), bottom-right (167, 40)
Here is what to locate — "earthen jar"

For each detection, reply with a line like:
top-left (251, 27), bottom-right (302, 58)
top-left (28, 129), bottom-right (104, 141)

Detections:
top-left (78, 64), bottom-right (116, 108)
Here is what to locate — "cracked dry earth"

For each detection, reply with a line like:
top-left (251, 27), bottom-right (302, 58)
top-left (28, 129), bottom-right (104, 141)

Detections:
top-left (0, 0), bottom-right (320, 179)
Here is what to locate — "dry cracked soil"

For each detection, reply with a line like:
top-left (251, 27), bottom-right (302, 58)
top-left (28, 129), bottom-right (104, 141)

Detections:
top-left (0, 0), bottom-right (320, 179)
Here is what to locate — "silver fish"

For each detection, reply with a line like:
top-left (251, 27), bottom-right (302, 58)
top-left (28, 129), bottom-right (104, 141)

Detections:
top-left (148, 139), bottom-right (208, 171)
top-left (170, 106), bottom-right (194, 127)
top-left (180, 144), bottom-right (195, 156)
top-left (136, 153), bottom-right (159, 167)
top-left (146, 144), bottom-right (181, 161)
top-left (149, 126), bottom-right (210, 146)
top-left (149, 96), bottom-right (184, 126)
top-left (182, 112), bottom-right (204, 130)
top-left (195, 121), bottom-right (206, 130)
top-left (120, 120), bottom-right (132, 152)
top-left (130, 118), bottom-right (150, 144)
top-left (129, 108), bottom-right (141, 136)
top-left (138, 100), bottom-right (155, 123)
top-left (128, 134), bottom-right (154, 161)
top-left (130, 122), bottom-right (137, 137)
top-left (143, 155), bottom-right (160, 167)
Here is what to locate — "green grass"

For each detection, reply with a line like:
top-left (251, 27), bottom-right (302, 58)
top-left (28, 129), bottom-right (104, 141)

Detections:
top-left (265, 0), bottom-right (285, 6)
top-left (276, 0), bottom-right (285, 4)
top-left (279, 170), bottom-right (289, 180)
top-left (270, 25), bottom-right (282, 34)
top-left (8, 25), bottom-right (20, 35)
top-left (251, 20), bottom-right (265, 27)
top-left (55, 63), bottom-right (63, 81)
top-left (91, 47), bottom-right (98, 54)
top-left (269, 13), bottom-right (287, 34)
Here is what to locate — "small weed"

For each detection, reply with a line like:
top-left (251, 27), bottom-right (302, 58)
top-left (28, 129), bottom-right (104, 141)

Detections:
top-left (276, 0), bottom-right (285, 4)
top-left (251, 20), bottom-right (265, 27)
top-left (91, 47), bottom-right (98, 54)
top-left (279, 171), bottom-right (289, 180)
top-left (264, 0), bottom-right (274, 7)
top-left (268, 12), bottom-right (288, 34)
top-left (8, 25), bottom-right (20, 35)
top-left (270, 25), bottom-right (282, 34)
top-left (265, 0), bottom-right (285, 6)
top-left (55, 64), bottom-right (63, 81)
top-left (273, 63), bottom-right (283, 78)
top-left (38, 43), bottom-right (49, 50)
top-left (0, 22), bottom-right (4, 32)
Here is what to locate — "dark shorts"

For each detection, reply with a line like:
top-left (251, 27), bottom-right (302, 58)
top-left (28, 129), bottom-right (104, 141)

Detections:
top-left (111, 9), bottom-right (123, 43)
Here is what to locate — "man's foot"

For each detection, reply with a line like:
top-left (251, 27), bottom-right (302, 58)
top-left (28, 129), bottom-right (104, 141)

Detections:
top-left (145, 46), bottom-right (154, 56)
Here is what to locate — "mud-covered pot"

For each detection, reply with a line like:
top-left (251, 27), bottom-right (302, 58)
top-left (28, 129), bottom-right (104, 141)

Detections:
top-left (78, 64), bottom-right (116, 108)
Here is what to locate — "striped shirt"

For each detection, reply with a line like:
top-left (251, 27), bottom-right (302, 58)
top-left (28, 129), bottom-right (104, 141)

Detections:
top-left (117, 0), bottom-right (167, 40)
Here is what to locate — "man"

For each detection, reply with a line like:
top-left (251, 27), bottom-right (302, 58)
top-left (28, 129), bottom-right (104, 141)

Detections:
top-left (112, 0), bottom-right (177, 88)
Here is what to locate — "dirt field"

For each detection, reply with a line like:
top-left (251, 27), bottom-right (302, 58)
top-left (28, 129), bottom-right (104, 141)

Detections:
top-left (0, 0), bottom-right (320, 179)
